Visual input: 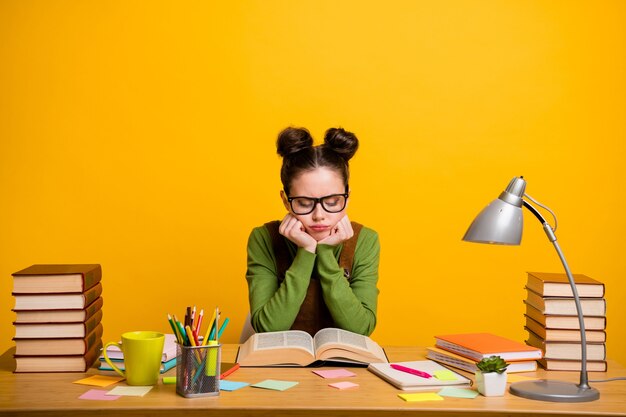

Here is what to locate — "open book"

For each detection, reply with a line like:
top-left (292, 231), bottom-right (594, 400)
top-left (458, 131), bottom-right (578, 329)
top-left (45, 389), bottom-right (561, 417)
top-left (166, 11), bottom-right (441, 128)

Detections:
top-left (236, 328), bottom-right (388, 367)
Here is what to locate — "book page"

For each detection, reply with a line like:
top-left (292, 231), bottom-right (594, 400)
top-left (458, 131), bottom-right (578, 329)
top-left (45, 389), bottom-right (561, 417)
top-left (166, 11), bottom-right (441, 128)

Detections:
top-left (314, 328), bottom-right (387, 363)
top-left (254, 331), bottom-right (315, 355)
top-left (313, 328), bottom-right (368, 351)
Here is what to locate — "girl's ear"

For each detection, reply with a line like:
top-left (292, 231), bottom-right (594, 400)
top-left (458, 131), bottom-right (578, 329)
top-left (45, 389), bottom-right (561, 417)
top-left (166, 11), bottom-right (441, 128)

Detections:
top-left (280, 190), bottom-right (291, 212)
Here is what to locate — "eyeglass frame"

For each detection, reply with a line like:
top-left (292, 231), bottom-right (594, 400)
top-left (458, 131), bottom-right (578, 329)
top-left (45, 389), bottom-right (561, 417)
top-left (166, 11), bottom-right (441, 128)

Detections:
top-left (286, 187), bottom-right (350, 215)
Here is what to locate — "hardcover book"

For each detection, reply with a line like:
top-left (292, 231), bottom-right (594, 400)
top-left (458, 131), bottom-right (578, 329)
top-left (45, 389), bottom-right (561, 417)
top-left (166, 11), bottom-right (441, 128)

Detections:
top-left (14, 323), bottom-right (103, 356)
top-left (538, 358), bottom-right (607, 372)
top-left (236, 328), bottom-right (388, 367)
top-left (13, 283), bottom-right (102, 310)
top-left (12, 264), bottom-right (102, 294)
top-left (13, 310), bottom-right (102, 339)
top-left (434, 332), bottom-right (542, 362)
top-left (99, 357), bottom-right (177, 374)
top-left (425, 346), bottom-right (538, 373)
top-left (14, 341), bottom-right (102, 373)
top-left (526, 271), bottom-right (605, 298)
top-left (525, 289), bottom-right (606, 316)
top-left (13, 297), bottom-right (104, 323)
top-left (524, 316), bottom-right (606, 343)
top-left (526, 330), bottom-right (606, 361)
top-left (525, 304), bottom-right (606, 330)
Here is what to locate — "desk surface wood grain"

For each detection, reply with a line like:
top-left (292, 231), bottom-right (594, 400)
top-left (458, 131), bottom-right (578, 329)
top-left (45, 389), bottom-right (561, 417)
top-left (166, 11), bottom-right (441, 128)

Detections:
top-left (1, 345), bottom-right (625, 417)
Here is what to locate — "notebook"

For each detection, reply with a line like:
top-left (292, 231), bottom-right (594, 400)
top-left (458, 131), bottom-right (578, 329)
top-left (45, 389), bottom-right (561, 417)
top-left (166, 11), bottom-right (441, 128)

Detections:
top-left (368, 360), bottom-right (472, 391)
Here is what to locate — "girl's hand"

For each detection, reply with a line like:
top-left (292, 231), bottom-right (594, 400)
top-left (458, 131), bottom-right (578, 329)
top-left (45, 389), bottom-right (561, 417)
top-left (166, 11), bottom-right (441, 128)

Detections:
top-left (279, 214), bottom-right (317, 253)
top-left (318, 215), bottom-right (354, 247)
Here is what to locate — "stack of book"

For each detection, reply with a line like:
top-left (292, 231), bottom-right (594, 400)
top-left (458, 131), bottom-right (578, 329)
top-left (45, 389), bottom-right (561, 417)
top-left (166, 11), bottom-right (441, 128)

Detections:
top-left (426, 332), bottom-right (542, 373)
top-left (98, 333), bottom-right (178, 373)
top-left (11, 264), bottom-right (103, 373)
top-left (523, 271), bottom-right (607, 372)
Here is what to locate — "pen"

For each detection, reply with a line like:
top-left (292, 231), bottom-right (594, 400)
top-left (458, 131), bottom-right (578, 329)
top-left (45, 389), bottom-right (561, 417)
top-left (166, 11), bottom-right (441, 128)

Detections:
top-left (390, 364), bottom-right (432, 378)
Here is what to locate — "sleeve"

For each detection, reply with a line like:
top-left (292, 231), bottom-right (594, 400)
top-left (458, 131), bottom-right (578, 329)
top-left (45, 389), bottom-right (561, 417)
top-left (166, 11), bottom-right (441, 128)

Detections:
top-left (246, 226), bottom-right (317, 332)
top-left (315, 228), bottom-right (380, 336)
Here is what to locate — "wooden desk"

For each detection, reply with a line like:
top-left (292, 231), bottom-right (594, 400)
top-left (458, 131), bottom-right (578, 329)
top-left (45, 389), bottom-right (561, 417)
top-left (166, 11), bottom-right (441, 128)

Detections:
top-left (1, 345), bottom-right (625, 416)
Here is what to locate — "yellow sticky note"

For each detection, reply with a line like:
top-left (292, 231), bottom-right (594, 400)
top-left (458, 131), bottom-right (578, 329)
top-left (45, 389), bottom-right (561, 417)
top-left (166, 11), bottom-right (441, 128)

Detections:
top-left (73, 375), bottom-right (125, 387)
top-left (507, 374), bottom-right (539, 383)
top-left (398, 393), bottom-right (444, 402)
top-left (434, 370), bottom-right (457, 381)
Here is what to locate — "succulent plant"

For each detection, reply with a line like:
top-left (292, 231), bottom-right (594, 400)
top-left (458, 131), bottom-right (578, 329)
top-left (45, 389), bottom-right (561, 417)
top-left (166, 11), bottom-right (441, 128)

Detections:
top-left (476, 355), bottom-right (509, 374)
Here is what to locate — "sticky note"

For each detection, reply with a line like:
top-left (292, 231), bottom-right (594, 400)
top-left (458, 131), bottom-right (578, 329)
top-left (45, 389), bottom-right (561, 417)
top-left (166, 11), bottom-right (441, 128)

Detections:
top-left (312, 369), bottom-right (356, 379)
top-left (106, 386), bottom-right (153, 397)
top-left (220, 380), bottom-right (250, 391)
top-left (507, 374), bottom-right (538, 383)
top-left (398, 393), bottom-right (444, 402)
top-left (438, 387), bottom-right (479, 398)
top-left (433, 370), bottom-right (457, 381)
top-left (73, 375), bottom-right (125, 387)
top-left (251, 379), bottom-right (298, 391)
top-left (79, 389), bottom-right (121, 401)
top-left (328, 381), bottom-right (359, 390)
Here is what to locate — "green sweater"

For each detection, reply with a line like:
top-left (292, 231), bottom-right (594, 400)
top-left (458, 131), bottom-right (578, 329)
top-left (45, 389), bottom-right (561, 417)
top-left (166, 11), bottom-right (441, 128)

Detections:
top-left (246, 223), bottom-right (380, 336)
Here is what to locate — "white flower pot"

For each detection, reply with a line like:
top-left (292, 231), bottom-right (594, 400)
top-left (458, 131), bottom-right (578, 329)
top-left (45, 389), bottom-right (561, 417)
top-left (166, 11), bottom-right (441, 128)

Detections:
top-left (476, 370), bottom-right (507, 396)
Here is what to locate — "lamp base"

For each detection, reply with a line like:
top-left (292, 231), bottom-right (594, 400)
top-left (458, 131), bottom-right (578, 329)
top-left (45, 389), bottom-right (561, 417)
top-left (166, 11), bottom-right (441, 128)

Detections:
top-left (509, 380), bottom-right (599, 402)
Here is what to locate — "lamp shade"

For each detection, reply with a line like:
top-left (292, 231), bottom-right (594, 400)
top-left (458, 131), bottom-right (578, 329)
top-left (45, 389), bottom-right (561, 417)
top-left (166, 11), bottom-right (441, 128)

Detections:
top-left (462, 177), bottom-right (526, 245)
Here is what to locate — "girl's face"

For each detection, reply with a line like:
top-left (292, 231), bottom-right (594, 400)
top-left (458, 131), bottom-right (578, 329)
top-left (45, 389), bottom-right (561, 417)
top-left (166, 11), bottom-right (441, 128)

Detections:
top-left (281, 167), bottom-right (348, 241)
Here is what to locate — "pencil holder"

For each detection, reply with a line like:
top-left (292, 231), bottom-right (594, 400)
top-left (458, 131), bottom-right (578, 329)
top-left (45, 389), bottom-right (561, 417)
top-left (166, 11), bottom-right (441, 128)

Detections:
top-left (175, 343), bottom-right (221, 398)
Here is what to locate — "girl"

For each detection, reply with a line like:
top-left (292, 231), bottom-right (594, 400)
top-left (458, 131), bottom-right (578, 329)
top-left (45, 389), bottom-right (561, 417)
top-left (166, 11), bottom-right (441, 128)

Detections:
top-left (246, 126), bottom-right (380, 336)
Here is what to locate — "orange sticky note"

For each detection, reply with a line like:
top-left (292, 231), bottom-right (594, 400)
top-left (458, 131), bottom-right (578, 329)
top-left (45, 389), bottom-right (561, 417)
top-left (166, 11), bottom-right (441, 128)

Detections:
top-left (73, 375), bottom-right (125, 387)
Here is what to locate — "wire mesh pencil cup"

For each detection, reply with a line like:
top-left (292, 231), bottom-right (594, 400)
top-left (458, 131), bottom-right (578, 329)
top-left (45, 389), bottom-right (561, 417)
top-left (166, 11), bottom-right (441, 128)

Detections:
top-left (176, 343), bottom-right (221, 398)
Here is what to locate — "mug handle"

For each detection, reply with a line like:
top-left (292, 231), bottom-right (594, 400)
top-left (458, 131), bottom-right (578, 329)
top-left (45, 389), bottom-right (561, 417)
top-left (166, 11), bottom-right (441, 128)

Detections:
top-left (103, 342), bottom-right (126, 378)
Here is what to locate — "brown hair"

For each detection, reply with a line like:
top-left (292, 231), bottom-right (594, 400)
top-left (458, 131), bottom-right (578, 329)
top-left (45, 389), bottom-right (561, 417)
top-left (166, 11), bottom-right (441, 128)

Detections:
top-left (277, 127), bottom-right (359, 194)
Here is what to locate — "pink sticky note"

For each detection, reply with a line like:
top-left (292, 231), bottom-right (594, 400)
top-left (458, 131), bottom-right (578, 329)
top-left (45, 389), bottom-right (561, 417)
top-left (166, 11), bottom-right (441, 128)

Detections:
top-left (329, 381), bottom-right (359, 390)
top-left (79, 389), bottom-right (121, 401)
top-left (312, 369), bottom-right (356, 379)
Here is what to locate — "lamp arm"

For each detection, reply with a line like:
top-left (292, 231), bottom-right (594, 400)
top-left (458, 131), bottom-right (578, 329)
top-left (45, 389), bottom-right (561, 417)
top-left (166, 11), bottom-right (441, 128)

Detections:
top-left (522, 200), bottom-right (591, 389)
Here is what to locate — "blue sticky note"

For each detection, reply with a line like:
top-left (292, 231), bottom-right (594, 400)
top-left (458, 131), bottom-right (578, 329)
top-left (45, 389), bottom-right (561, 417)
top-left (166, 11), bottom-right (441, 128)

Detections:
top-left (220, 380), bottom-right (250, 391)
top-left (251, 379), bottom-right (298, 391)
top-left (438, 387), bottom-right (479, 399)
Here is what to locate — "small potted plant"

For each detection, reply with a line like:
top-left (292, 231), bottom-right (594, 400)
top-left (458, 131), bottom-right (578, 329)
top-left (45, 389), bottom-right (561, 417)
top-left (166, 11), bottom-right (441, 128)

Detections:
top-left (475, 355), bottom-right (509, 396)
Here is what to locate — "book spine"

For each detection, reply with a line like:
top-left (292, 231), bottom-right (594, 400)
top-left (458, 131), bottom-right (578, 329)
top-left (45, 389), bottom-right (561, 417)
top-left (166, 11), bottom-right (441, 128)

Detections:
top-left (84, 297), bottom-right (103, 320)
top-left (83, 283), bottom-right (102, 307)
top-left (82, 265), bottom-right (102, 292)
top-left (85, 310), bottom-right (103, 335)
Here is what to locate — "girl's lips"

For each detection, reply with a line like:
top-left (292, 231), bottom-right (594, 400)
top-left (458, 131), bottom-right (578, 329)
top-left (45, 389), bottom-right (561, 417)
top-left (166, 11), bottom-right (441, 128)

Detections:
top-left (310, 225), bottom-right (330, 231)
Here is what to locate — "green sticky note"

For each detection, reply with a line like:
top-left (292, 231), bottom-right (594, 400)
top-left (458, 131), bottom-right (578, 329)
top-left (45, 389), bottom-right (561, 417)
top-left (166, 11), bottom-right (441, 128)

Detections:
top-left (434, 369), bottom-right (457, 381)
top-left (438, 387), bottom-right (479, 398)
top-left (162, 376), bottom-right (176, 385)
top-left (398, 393), bottom-right (443, 402)
top-left (251, 379), bottom-right (298, 391)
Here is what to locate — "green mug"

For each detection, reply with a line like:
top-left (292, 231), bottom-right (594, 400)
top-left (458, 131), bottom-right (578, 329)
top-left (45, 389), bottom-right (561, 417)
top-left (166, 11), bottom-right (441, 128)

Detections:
top-left (103, 331), bottom-right (165, 386)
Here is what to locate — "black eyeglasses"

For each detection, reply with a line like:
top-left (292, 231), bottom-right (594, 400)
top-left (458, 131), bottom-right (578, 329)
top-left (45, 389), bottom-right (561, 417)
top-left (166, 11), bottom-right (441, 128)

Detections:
top-left (287, 193), bottom-right (349, 215)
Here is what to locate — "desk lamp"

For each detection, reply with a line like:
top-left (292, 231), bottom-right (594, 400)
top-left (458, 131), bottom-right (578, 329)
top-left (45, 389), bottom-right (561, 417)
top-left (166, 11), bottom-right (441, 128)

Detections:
top-left (462, 176), bottom-right (599, 402)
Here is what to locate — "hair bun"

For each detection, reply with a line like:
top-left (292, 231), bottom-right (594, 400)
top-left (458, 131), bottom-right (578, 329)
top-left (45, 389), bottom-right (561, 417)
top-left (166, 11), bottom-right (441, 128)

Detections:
top-left (276, 127), bottom-right (314, 157)
top-left (323, 127), bottom-right (359, 161)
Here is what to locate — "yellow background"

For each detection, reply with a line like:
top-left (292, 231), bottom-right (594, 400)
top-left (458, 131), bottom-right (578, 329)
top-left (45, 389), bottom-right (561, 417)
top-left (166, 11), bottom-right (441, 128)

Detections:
top-left (1, 1), bottom-right (625, 366)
